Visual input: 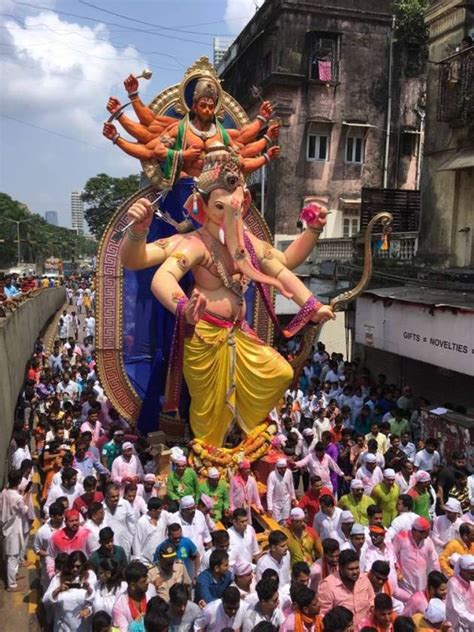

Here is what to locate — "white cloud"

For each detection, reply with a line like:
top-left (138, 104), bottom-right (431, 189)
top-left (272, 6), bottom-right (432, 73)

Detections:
top-left (2, 11), bottom-right (147, 143)
top-left (0, 9), bottom-right (151, 225)
top-left (225, 0), bottom-right (264, 33)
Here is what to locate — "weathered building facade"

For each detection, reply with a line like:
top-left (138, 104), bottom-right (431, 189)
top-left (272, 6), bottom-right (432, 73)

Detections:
top-left (419, 0), bottom-right (474, 268)
top-left (219, 0), bottom-right (425, 242)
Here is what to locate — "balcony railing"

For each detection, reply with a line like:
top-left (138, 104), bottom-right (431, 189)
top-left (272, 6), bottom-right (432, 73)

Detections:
top-left (437, 46), bottom-right (474, 126)
top-left (373, 231), bottom-right (419, 261)
top-left (313, 237), bottom-right (354, 263)
top-left (311, 232), bottom-right (419, 264)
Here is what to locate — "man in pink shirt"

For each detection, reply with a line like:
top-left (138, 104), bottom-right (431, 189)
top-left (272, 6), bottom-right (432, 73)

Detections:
top-left (111, 442), bottom-right (144, 490)
top-left (80, 405), bottom-right (104, 446)
top-left (392, 516), bottom-right (440, 595)
top-left (46, 508), bottom-right (93, 577)
top-left (357, 593), bottom-right (395, 631)
top-left (445, 554), bottom-right (474, 631)
top-left (318, 549), bottom-right (375, 626)
top-left (229, 460), bottom-right (263, 523)
top-left (292, 443), bottom-right (343, 493)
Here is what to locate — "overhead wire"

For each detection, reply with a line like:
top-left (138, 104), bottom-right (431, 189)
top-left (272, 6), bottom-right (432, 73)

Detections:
top-left (77, 0), bottom-right (231, 37)
top-left (0, 113), bottom-right (109, 151)
top-left (11, 1), bottom-right (213, 46)
top-left (0, 13), bottom-right (186, 66)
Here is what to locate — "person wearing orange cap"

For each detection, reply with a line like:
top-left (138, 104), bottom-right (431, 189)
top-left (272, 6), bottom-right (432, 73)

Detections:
top-left (392, 518), bottom-right (440, 595)
top-left (229, 460), bottom-right (263, 523)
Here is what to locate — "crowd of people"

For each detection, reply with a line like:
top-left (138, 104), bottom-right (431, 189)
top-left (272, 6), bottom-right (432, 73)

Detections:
top-left (1, 291), bottom-right (473, 632)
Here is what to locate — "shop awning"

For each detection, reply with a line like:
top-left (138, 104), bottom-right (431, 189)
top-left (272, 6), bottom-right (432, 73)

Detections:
top-left (355, 286), bottom-right (474, 376)
top-left (437, 148), bottom-right (474, 171)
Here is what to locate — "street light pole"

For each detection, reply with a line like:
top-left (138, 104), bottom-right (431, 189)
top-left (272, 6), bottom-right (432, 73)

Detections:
top-left (4, 217), bottom-right (33, 266)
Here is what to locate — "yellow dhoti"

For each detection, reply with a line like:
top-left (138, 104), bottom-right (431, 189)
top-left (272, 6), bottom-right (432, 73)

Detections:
top-left (183, 319), bottom-right (293, 447)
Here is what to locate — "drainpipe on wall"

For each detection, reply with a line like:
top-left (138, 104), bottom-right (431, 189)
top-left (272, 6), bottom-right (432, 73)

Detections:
top-left (383, 15), bottom-right (396, 189)
top-left (415, 107), bottom-right (426, 190)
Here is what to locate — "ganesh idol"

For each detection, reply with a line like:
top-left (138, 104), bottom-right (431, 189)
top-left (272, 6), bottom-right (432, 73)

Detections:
top-left (120, 147), bottom-right (335, 448)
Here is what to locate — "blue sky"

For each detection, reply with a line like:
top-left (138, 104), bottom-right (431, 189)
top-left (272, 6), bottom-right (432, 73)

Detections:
top-left (0, 0), bottom-right (261, 227)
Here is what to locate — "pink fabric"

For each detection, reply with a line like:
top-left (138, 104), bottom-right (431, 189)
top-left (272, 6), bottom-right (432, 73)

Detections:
top-left (294, 452), bottom-right (342, 490)
top-left (47, 526), bottom-right (91, 577)
top-left (357, 615), bottom-right (393, 632)
top-left (80, 420), bottom-right (103, 445)
top-left (402, 590), bottom-right (428, 617)
top-left (230, 474), bottom-right (262, 522)
top-left (318, 60), bottom-right (332, 82)
top-left (318, 572), bottom-right (375, 626)
top-left (111, 454), bottom-right (144, 488)
top-left (112, 593), bottom-right (133, 632)
top-left (310, 557), bottom-right (338, 593)
top-left (392, 531), bottom-right (440, 595)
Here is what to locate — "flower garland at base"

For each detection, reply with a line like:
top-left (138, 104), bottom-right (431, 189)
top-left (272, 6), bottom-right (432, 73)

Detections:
top-left (188, 421), bottom-right (279, 478)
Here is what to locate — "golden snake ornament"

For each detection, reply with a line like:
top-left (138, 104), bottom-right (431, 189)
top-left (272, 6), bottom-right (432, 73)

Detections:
top-left (289, 211), bottom-right (393, 381)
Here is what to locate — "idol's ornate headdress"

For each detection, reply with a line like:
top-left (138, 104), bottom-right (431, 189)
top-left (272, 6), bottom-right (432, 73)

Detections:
top-left (192, 78), bottom-right (219, 104)
top-left (196, 145), bottom-right (244, 195)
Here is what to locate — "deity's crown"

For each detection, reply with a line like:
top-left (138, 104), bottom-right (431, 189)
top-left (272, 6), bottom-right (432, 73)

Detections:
top-left (193, 78), bottom-right (219, 104)
top-left (196, 145), bottom-right (244, 195)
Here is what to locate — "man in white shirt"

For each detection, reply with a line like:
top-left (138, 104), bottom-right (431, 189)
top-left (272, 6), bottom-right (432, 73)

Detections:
top-left (313, 494), bottom-right (343, 541)
top-left (44, 467), bottom-right (83, 516)
top-left (194, 586), bottom-right (248, 631)
top-left (355, 453), bottom-right (383, 494)
top-left (172, 495), bottom-right (211, 559)
top-left (0, 470), bottom-right (32, 591)
top-left (132, 497), bottom-right (170, 564)
top-left (386, 494), bottom-right (419, 542)
top-left (33, 501), bottom-right (64, 590)
top-left (266, 458), bottom-right (295, 524)
top-left (400, 432), bottom-right (416, 461)
top-left (11, 433), bottom-right (32, 470)
top-left (84, 312), bottom-right (96, 338)
top-left (227, 508), bottom-right (260, 565)
top-left (414, 438), bottom-right (441, 473)
top-left (56, 372), bottom-right (80, 402)
top-left (256, 530), bottom-right (291, 587)
top-left (431, 497), bottom-right (463, 553)
top-left (242, 577), bottom-right (285, 631)
top-left (102, 483), bottom-right (136, 557)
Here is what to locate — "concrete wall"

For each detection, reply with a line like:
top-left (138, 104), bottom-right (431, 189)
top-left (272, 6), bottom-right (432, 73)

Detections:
top-left (0, 288), bottom-right (65, 484)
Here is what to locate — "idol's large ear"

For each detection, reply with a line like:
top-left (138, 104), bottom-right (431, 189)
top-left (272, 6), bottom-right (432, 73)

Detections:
top-left (242, 188), bottom-right (252, 217)
top-left (183, 192), bottom-right (206, 225)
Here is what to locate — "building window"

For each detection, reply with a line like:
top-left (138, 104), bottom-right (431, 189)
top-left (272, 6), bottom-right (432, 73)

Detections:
top-left (343, 216), bottom-right (359, 237)
top-left (401, 131), bottom-right (417, 156)
top-left (346, 136), bottom-right (364, 163)
top-left (307, 133), bottom-right (329, 161)
top-left (309, 33), bottom-right (339, 82)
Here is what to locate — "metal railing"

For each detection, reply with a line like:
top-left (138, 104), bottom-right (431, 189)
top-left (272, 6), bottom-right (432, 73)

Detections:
top-left (437, 46), bottom-right (474, 125)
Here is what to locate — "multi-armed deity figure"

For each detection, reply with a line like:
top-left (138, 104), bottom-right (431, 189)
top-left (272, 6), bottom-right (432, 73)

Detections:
top-left (102, 58), bottom-right (337, 455)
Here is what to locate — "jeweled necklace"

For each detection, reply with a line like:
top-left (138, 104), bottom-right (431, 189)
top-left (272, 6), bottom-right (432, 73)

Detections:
top-left (188, 119), bottom-right (217, 140)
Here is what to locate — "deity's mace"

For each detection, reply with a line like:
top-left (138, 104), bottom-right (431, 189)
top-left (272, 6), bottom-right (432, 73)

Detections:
top-left (106, 69), bottom-right (153, 123)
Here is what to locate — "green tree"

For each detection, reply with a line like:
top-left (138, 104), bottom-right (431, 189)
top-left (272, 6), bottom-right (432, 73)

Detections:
top-left (0, 192), bottom-right (96, 269)
top-left (82, 173), bottom-right (141, 239)
top-left (394, 0), bottom-right (430, 47)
